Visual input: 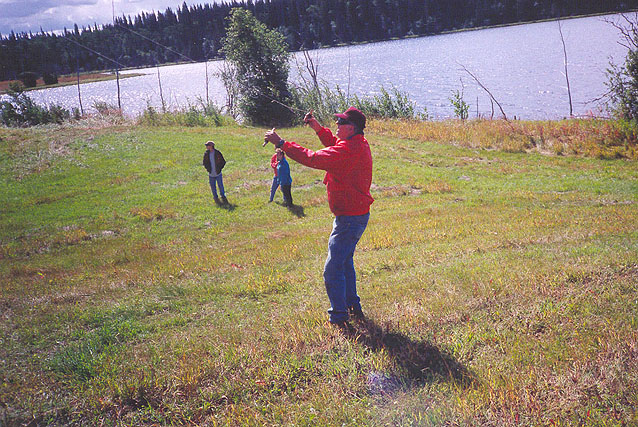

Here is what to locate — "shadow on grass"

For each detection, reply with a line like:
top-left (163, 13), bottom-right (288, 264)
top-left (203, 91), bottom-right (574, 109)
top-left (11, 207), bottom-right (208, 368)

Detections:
top-left (215, 199), bottom-right (236, 211)
top-left (344, 318), bottom-right (476, 387)
top-left (286, 203), bottom-right (305, 218)
top-left (274, 201), bottom-right (305, 218)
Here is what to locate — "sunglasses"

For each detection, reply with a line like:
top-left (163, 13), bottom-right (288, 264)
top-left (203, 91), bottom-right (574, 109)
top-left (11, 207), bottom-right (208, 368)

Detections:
top-left (336, 117), bottom-right (352, 126)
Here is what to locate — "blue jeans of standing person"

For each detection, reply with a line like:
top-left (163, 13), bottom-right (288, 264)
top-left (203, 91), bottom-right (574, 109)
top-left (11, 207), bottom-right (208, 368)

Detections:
top-left (323, 213), bottom-right (370, 323)
top-left (209, 174), bottom-right (225, 198)
top-left (269, 176), bottom-right (279, 202)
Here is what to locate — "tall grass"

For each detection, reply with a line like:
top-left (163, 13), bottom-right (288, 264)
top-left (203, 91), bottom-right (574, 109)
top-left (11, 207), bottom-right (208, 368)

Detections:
top-left (368, 117), bottom-right (638, 159)
top-left (0, 117), bottom-right (637, 425)
top-left (290, 83), bottom-right (427, 124)
top-left (137, 99), bottom-right (235, 127)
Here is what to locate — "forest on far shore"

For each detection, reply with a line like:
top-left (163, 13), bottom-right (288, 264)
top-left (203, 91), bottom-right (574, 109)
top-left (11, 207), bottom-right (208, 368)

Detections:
top-left (1, 0), bottom-right (636, 81)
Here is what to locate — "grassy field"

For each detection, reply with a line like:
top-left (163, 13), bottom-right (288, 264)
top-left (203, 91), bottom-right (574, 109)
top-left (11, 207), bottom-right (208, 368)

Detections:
top-left (1, 117), bottom-right (637, 426)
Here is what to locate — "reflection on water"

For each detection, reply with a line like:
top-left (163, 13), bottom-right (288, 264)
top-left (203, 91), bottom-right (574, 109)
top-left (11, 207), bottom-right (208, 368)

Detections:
top-left (26, 13), bottom-right (627, 120)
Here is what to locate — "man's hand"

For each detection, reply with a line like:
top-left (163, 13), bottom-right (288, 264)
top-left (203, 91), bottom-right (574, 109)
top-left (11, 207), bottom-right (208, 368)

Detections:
top-left (303, 110), bottom-right (314, 123)
top-left (304, 110), bottom-right (321, 132)
top-left (264, 128), bottom-right (281, 146)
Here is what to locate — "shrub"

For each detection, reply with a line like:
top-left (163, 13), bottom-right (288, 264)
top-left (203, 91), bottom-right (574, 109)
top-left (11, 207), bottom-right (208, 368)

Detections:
top-left (290, 83), bottom-right (349, 124)
top-left (291, 83), bottom-right (426, 124)
top-left (47, 104), bottom-right (71, 124)
top-left (0, 84), bottom-right (70, 127)
top-left (289, 48), bottom-right (426, 123)
top-left (140, 104), bottom-right (159, 125)
top-left (136, 100), bottom-right (233, 127)
top-left (606, 14), bottom-right (638, 125)
top-left (92, 101), bottom-right (120, 116)
top-left (351, 86), bottom-right (424, 120)
top-left (17, 71), bottom-right (39, 88)
top-left (221, 8), bottom-right (295, 126)
top-left (42, 72), bottom-right (58, 85)
top-left (450, 89), bottom-right (469, 120)
top-left (184, 105), bottom-right (208, 127)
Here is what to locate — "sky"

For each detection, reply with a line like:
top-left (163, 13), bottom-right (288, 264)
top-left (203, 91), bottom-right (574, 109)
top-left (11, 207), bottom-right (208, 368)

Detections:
top-left (0, 0), bottom-right (206, 36)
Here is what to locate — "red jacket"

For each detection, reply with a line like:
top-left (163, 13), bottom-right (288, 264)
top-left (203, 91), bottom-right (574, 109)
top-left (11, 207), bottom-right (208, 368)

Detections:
top-left (282, 127), bottom-right (373, 216)
top-left (270, 153), bottom-right (278, 177)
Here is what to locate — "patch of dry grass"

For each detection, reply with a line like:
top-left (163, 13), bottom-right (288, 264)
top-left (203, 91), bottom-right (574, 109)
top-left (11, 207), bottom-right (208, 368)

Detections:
top-left (368, 117), bottom-right (638, 159)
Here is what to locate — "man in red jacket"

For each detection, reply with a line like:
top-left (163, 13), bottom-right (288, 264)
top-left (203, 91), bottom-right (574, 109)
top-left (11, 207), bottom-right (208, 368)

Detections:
top-left (264, 107), bottom-right (373, 325)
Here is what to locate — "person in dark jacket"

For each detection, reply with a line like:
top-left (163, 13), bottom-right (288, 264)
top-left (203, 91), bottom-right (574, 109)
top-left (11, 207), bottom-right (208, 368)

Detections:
top-left (203, 140), bottom-right (227, 204)
top-left (264, 107), bottom-right (373, 326)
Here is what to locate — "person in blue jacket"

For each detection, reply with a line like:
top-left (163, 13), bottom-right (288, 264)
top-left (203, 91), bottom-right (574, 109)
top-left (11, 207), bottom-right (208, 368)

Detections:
top-left (275, 148), bottom-right (293, 206)
top-left (269, 151), bottom-right (279, 203)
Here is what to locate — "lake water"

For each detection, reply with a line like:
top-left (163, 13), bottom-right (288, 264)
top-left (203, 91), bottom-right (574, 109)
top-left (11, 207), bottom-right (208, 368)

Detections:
top-left (23, 13), bottom-right (629, 120)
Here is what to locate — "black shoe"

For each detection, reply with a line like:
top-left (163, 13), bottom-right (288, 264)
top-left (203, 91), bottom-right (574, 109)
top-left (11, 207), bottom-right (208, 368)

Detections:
top-left (331, 320), bottom-right (353, 333)
top-left (349, 306), bottom-right (365, 320)
top-left (214, 197), bottom-right (222, 205)
top-left (221, 196), bottom-right (229, 205)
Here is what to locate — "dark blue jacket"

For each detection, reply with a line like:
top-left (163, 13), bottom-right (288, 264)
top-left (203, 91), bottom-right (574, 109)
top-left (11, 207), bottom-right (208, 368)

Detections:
top-left (276, 157), bottom-right (292, 185)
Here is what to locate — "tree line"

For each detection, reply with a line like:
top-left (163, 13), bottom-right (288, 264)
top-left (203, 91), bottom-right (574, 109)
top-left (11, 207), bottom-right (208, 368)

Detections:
top-left (1, 0), bottom-right (636, 82)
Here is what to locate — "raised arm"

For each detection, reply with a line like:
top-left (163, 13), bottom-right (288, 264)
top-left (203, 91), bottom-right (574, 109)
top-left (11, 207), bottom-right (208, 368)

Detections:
top-left (304, 110), bottom-right (338, 147)
top-left (282, 140), bottom-right (350, 173)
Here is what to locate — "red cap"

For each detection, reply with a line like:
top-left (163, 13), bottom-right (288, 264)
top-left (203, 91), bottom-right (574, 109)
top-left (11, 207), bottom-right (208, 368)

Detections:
top-left (335, 106), bottom-right (366, 130)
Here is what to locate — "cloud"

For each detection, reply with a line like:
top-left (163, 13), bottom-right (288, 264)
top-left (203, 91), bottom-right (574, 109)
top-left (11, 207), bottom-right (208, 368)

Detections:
top-left (0, 0), bottom-right (198, 35)
top-left (0, 0), bottom-right (97, 19)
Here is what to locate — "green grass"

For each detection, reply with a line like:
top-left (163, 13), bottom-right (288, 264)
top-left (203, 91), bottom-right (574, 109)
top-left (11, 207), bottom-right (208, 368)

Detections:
top-left (1, 118), bottom-right (637, 425)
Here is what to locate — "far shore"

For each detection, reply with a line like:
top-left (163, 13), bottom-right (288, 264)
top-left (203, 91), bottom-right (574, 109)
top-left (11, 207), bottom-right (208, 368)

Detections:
top-left (2, 8), bottom-right (628, 97)
top-left (0, 72), bottom-right (144, 95)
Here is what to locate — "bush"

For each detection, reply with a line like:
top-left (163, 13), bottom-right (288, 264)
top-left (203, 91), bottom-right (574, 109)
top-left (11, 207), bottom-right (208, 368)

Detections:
top-left (290, 83), bottom-right (426, 124)
top-left (140, 104), bottom-right (160, 125)
top-left (351, 86), bottom-right (424, 120)
top-left (607, 58), bottom-right (638, 122)
top-left (289, 50), bottom-right (426, 123)
top-left (136, 100), bottom-right (233, 127)
top-left (606, 15), bottom-right (638, 123)
top-left (92, 101), bottom-right (120, 116)
top-left (47, 104), bottom-right (71, 124)
top-left (221, 8), bottom-right (294, 127)
top-left (450, 89), bottom-right (469, 120)
top-left (0, 84), bottom-right (70, 127)
top-left (42, 72), bottom-right (58, 85)
top-left (290, 83), bottom-right (349, 124)
top-left (17, 71), bottom-right (38, 88)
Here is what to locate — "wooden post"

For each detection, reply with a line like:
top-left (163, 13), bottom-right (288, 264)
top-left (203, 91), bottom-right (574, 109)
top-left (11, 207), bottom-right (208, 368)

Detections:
top-left (76, 55), bottom-right (84, 115)
top-left (205, 59), bottom-right (209, 105)
top-left (116, 66), bottom-right (122, 111)
top-left (157, 63), bottom-right (165, 112)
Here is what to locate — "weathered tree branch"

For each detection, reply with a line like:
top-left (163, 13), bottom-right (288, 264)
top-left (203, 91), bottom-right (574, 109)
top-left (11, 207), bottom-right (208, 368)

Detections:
top-left (558, 19), bottom-right (573, 117)
top-left (459, 63), bottom-right (509, 122)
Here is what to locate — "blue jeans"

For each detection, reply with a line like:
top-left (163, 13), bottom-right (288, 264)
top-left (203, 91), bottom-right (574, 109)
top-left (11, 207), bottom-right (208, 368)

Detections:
top-left (209, 174), bottom-right (225, 198)
top-left (269, 176), bottom-right (279, 201)
top-left (323, 213), bottom-right (370, 323)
